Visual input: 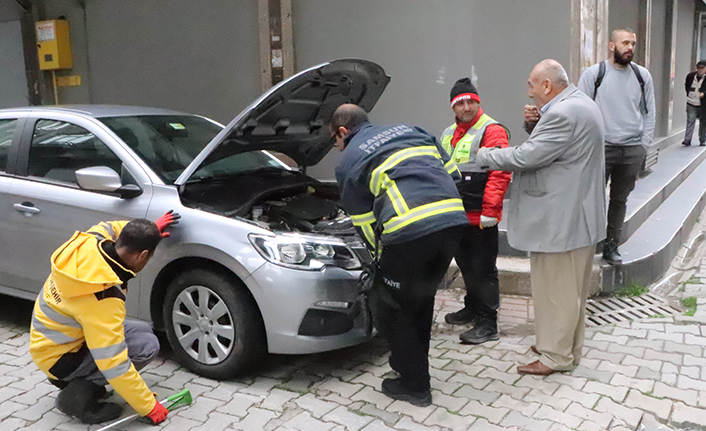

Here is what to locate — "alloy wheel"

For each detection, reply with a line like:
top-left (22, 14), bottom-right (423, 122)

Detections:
top-left (171, 285), bottom-right (236, 365)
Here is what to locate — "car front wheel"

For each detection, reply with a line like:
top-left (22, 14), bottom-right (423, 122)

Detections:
top-left (163, 269), bottom-right (266, 379)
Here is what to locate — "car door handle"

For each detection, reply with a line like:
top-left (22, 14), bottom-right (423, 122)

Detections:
top-left (14, 202), bottom-right (41, 216)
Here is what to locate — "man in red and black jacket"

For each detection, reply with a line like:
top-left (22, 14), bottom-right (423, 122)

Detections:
top-left (440, 78), bottom-right (511, 344)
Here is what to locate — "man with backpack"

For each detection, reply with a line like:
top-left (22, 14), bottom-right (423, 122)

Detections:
top-left (577, 28), bottom-right (655, 265)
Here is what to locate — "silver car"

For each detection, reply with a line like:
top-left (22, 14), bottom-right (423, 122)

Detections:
top-left (0, 59), bottom-right (390, 379)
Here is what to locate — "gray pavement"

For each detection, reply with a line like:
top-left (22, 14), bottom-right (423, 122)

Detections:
top-left (1, 278), bottom-right (706, 431)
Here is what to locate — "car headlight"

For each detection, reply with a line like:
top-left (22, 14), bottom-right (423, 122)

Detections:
top-left (248, 233), bottom-right (362, 271)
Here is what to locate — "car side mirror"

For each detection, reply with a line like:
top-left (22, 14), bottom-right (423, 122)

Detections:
top-left (118, 184), bottom-right (143, 199)
top-left (75, 166), bottom-right (122, 192)
top-left (76, 166), bottom-right (144, 199)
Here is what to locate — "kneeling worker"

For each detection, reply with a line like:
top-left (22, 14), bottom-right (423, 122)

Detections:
top-left (29, 212), bottom-right (180, 424)
top-left (331, 104), bottom-right (469, 406)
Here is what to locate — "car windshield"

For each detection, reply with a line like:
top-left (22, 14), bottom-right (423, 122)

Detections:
top-left (100, 115), bottom-right (290, 183)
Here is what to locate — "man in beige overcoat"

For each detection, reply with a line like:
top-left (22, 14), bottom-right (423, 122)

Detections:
top-left (477, 59), bottom-right (606, 374)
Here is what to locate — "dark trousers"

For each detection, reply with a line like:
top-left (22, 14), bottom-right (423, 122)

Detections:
top-left (371, 226), bottom-right (463, 392)
top-left (605, 144), bottom-right (646, 241)
top-left (454, 224), bottom-right (499, 319)
top-left (684, 104), bottom-right (706, 145)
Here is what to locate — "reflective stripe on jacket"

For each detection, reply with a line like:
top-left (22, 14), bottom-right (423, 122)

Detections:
top-left (441, 113), bottom-right (498, 171)
top-left (335, 122), bottom-right (469, 248)
top-left (29, 221), bottom-right (157, 416)
top-left (441, 114), bottom-right (511, 216)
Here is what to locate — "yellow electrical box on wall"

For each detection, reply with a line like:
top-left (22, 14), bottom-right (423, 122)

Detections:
top-left (36, 20), bottom-right (72, 70)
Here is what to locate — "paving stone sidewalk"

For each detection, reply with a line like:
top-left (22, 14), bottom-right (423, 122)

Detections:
top-left (1, 275), bottom-right (705, 430)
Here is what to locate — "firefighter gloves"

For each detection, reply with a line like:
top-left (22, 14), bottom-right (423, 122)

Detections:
top-left (155, 210), bottom-right (181, 237)
top-left (147, 401), bottom-right (169, 425)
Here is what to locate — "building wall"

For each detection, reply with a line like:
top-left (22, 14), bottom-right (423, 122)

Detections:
top-left (40, 0), bottom-right (91, 106)
top-left (674, 0), bottom-right (696, 132)
top-left (608, 0), bottom-right (641, 63)
top-left (0, 20), bottom-right (28, 108)
top-left (609, 0), bottom-right (641, 35)
top-left (1, 0), bottom-right (700, 177)
top-left (292, 0), bottom-right (571, 179)
top-left (38, 0), bottom-right (261, 125)
top-left (0, 1), bottom-right (22, 23)
top-left (649, 0), bottom-right (670, 137)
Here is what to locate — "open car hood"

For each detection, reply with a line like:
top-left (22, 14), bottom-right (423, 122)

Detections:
top-left (175, 59), bottom-right (390, 185)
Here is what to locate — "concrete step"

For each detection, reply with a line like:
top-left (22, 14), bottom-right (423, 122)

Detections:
top-left (444, 255), bottom-right (601, 297)
top-left (498, 144), bottom-right (706, 257)
top-left (449, 142), bottom-right (706, 297)
top-left (601, 151), bottom-right (706, 292)
top-left (619, 144), bottom-right (706, 243)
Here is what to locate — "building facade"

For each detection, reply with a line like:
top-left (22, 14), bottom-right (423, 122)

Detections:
top-left (0, 0), bottom-right (702, 179)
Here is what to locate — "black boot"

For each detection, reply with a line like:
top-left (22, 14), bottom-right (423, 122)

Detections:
top-left (459, 316), bottom-right (499, 344)
top-left (48, 378), bottom-right (68, 389)
top-left (381, 378), bottom-right (432, 407)
top-left (602, 238), bottom-right (622, 265)
top-left (56, 379), bottom-right (122, 424)
top-left (444, 307), bottom-right (479, 325)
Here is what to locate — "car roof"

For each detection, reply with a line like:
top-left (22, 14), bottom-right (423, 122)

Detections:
top-left (0, 104), bottom-right (192, 118)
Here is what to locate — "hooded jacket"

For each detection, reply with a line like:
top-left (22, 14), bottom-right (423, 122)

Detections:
top-left (29, 221), bottom-right (156, 416)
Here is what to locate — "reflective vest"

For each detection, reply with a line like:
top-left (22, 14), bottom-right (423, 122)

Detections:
top-left (440, 113), bottom-right (499, 173)
top-left (440, 114), bottom-right (502, 211)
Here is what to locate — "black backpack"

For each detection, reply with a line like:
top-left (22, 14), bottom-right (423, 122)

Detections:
top-left (593, 60), bottom-right (648, 114)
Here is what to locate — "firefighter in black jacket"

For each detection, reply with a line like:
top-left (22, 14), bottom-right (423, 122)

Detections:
top-left (331, 104), bottom-right (469, 406)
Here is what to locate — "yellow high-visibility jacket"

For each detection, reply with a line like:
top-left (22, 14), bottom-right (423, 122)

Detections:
top-left (29, 221), bottom-right (156, 416)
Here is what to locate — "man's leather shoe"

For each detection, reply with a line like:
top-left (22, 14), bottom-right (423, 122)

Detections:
top-left (602, 238), bottom-right (622, 265)
top-left (682, 141), bottom-right (691, 147)
top-left (517, 360), bottom-right (558, 376)
top-left (530, 345), bottom-right (540, 355)
top-left (444, 308), bottom-right (479, 325)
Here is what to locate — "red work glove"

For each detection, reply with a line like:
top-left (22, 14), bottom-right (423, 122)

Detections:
top-left (146, 401), bottom-right (169, 425)
top-left (154, 210), bottom-right (181, 237)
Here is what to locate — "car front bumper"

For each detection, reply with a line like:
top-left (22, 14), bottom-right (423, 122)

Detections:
top-left (245, 262), bottom-right (375, 355)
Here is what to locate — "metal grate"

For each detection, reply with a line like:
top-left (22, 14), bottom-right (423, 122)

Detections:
top-left (585, 293), bottom-right (680, 327)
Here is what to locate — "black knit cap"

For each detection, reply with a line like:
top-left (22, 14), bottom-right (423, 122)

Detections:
top-left (450, 77), bottom-right (480, 106)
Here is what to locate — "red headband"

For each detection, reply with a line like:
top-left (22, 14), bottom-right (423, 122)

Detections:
top-left (451, 93), bottom-right (481, 106)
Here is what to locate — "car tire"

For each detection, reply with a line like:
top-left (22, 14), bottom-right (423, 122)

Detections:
top-left (163, 269), bottom-right (266, 379)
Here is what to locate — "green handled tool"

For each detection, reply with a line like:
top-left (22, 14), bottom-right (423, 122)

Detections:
top-left (95, 388), bottom-right (193, 431)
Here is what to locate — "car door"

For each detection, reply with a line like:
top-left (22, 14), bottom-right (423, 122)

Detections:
top-left (0, 113), bottom-right (25, 293)
top-left (5, 111), bottom-right (153, 298)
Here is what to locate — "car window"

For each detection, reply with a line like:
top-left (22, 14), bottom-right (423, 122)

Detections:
top-left (28, 119), bottom-right (123, 185)
top-left (193, 150), bottom-right (290, 180)
top-left (0, 119), bottom-right (18, 173)
top-left (100, 115), bottom-right (222, 183)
